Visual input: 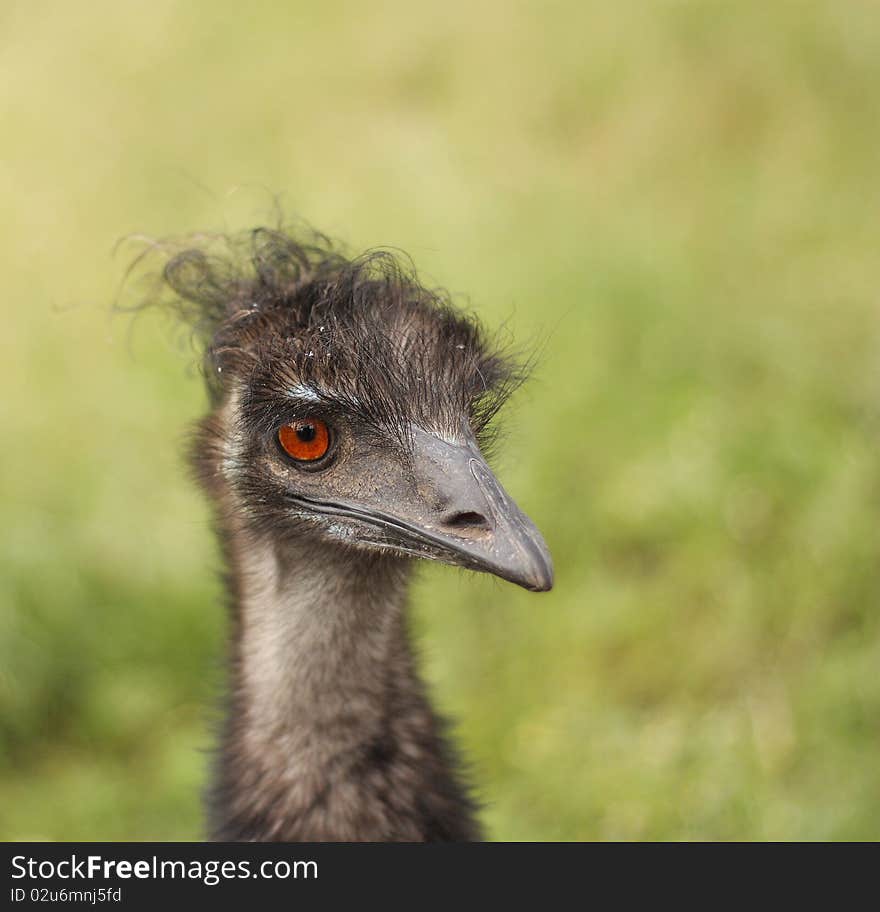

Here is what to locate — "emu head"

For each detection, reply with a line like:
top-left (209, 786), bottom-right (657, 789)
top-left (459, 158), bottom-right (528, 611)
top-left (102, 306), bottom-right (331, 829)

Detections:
top-left (158, 229), bottom-right (553, 592)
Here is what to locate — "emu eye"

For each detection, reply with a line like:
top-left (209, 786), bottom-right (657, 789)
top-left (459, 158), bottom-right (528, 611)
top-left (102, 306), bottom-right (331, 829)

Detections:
top-left (278, 418), bottom-right (331, 463)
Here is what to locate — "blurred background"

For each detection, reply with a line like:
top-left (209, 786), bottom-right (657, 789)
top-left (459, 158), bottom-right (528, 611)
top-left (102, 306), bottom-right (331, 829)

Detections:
top-left (2, 0), bottom-right (880, 840)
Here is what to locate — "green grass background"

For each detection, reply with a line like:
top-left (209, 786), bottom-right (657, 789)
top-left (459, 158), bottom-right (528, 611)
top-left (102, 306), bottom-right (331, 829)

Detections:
top-left (2, 0), bottom-right (880, 840)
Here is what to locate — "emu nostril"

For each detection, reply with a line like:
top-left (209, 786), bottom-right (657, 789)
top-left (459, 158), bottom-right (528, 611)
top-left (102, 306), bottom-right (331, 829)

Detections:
top-left (441, 510), bottom-right (492, 532)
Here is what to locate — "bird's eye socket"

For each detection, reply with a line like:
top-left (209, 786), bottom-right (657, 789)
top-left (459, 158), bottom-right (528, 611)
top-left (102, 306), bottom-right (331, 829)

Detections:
top-left (278, 418), bottom-right (331, 463)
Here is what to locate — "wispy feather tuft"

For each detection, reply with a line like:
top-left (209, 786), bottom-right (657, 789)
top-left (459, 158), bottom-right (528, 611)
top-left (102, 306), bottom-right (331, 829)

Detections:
top-left (125, 225), bottom-right (528, 453)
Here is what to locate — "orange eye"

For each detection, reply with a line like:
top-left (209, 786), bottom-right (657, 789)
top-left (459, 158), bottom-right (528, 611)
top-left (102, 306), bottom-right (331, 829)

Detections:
top-left (278, 418), bottom-right (331, 463)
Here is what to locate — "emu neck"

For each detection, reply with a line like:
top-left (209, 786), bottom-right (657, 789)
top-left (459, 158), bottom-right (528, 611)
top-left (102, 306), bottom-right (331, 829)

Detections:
top-left (235, 534), bottom-right (412, 753)
top-left (210, 525), bottom-right (480, 841)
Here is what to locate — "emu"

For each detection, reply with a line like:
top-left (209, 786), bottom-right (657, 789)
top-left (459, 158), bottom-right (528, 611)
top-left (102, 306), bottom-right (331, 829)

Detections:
top-left (148, 227), bottom-right (553, 841)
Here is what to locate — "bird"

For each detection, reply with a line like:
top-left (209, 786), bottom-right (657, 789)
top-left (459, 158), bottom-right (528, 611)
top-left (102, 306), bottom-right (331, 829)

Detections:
top-left (145, 226), bottom-right (553, 841)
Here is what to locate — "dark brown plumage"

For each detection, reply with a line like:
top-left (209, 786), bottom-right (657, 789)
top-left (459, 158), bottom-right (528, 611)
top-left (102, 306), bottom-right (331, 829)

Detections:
top-left (139, 226), bottom-right (553, 841)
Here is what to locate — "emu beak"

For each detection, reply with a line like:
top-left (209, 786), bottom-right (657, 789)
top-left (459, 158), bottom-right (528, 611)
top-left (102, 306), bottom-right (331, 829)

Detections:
top-left (397, 428), bottom-right (554, 592)
top-left (292, 427), bottom-right (553, 591)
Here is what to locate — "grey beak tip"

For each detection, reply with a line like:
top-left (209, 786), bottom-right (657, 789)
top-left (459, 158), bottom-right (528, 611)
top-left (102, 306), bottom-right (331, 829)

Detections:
top-left (525, 558), bottom-right (554, 593)
top-left (504, 537), bottom-right (553, 592)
